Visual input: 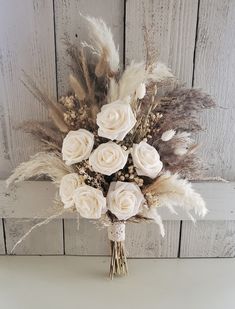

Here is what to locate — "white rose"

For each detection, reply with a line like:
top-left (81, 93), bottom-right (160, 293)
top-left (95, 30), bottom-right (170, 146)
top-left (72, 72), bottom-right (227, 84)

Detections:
top-left (131, 141), bottom-right (163, 179)
top-left (73, 185), bottom-right (106, 219)
top-left (107, 181), bottom-right (145, 220)
top-left (59, 173), bottom-right (84, 209)
top-left (89, 142), bottom-right (128, 176)
top-left (96, 98), bottom-right (136, 141)
top-left (62, 129), bottom-right (94, 165)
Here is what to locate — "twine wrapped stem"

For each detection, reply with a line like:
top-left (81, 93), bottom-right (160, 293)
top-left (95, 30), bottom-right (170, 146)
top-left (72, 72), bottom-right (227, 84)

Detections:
top-left (108, 222), bottom-right (128, 279)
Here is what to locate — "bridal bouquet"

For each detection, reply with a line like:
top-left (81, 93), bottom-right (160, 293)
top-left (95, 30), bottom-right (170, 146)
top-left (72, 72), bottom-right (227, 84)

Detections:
top-left (7, 16), bottom-right (215, 278)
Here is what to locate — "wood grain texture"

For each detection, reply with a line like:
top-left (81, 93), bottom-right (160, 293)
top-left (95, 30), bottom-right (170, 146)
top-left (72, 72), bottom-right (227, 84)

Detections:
top-left (0, 220), bottom-right (5, 254)
top-left (0, 1), bottom-right (64, 256)
top-left (54, 0), bottom-right (124, 96)
top-left (4, 218), bottom-right (63, 255)
top-left (64, 219), bottom-right (180, 257)
top-left (1, 180), bottom-right (234, 220)
top-left (180, 220), bottom-right (235, 257)
top-left (125, 0), bottom-right (198, 85)
top-left (0, 0), bottom-right (56, 176)
top-left (194, 0), bottom-right (235, 180)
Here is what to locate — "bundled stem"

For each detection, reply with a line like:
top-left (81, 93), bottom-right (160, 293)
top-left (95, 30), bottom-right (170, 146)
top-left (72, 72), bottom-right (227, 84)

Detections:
top-left (109, 240), bottom-right (128, 279)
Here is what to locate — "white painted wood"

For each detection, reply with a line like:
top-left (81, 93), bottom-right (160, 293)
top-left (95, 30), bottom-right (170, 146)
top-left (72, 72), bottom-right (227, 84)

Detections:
top-left (0, 220), bottom-right (5, 254)
top-left (0, 1), bottom-right (64, 255)
top-left (4, 219), bottom-right (63, 255)
top-left (194, 0), bottom-right (235, 180)
top-left (180, 220), bottom-right (235, 257)
top-left (0, 0), bottom-right (56, 175)
top-left (64, 219), bottom-right (179, 257)
top-left (54, 0), bottom-right (124, 96)
top-left (1, 180), bottom-right (234, 220)
top-left (125, 221), bottom-right (179, 257)
top-left (126, 0), bottom-right (198, 85)
top-left (1, 256), bottom-right (235, 309)
top-left (64, 218), bottom-right (109, 255)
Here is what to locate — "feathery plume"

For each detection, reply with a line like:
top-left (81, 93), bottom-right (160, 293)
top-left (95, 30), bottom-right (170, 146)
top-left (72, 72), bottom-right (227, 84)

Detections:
top-left (84, 15), bottom-right (120, 74)
top-left (148, 62), bottom-right (174, 82)
top-left (118, 62), bottom-right (147, 99)
top-left (144, 172), bottom-right (208, 218)
top-left (7, 152), bottom-right (73, 186)
top-left (69, 74), bottom-right (86, 101)
top-left (22, 73), bottom-right (69, 133)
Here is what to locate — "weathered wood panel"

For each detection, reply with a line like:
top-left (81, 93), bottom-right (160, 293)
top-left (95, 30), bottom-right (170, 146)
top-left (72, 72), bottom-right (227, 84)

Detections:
top-left (4, 219), bottom-right (63, 255)
top-left (126, 0), bottom-right (198, 85)
top-left (64, 219), bottom-right (180, 257)
top-left (180, 221), bottom-right (235, 257)
top-left (0, 0), bottom-right (63, 255)
top-left (0, 0), bottom-right (56, 174)
top-left (194, 0), bottom-right (235, 180)
top-left (180, 0), bottom-right (235, 258)
top-left (0, 220), bottom-right (5, 254)
top-left (54, 0), bottom-right (124, 96)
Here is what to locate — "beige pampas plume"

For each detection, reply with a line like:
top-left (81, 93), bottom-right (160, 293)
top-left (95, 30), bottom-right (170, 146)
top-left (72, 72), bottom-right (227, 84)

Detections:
top-left (148, 62), bottom-right (174, 82)
top-left (22, 73), bottom-right (69, 133)
top-left (142, 206), bottom-right (165, 237)
top-left (6, 152), bottom-right (73, 187)
top-left (144, 172), bottom-right (208, 219)
top-left (19, 121), bottom-right (62, 146)
top-left (108, 77), bottom-right (119, 102)
top-left (83, 15), bottom-right (120, 74)
top-left (118, 62), bottom-right (147, 99)
top-left (69, 74), bottom-right (86, 101)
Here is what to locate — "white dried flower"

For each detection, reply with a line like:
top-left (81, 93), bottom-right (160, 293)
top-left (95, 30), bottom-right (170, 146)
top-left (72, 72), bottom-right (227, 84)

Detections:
top-left (131, 141), bottom-right (163, 179)
top-left (174, 147), bottom-right (188, 156)
top-left (107, 181), bottom-right (145, 220)
top-left (135, 83), bottom-right (146, 99)
top-left (161, 129), bottom-right (176, 141)
top-left (62, 129), bottom-right (94, 165)
top-left (89, 142), bottom-right (128, 176)
top-left (96, 98), bottom-right (136, 141)
top-left (73, 185), bottom-right (106, 219)
top-left (59, 173), bottom-right (84, 209)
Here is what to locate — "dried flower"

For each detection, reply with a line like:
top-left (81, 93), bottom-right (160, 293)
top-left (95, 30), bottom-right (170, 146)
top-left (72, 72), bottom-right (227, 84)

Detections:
top-left (107, 181), bottom-right (145, 220)
top-left (62, 129), bottom-right (94, 165)
top-left (161, 129), bottom-right (176, 141)
top-left (89, 142), bottom-right (128, 176)
top-left (131, 141), bottom-right (163, 179)
top-left (97, 98), bottom-right (136, 140)
top-left (59, 173), bottom-right (84, 209)
top-left (74, 185), bottom-right (106, 219)
top-left (136, 83), bottom-right (146, 99)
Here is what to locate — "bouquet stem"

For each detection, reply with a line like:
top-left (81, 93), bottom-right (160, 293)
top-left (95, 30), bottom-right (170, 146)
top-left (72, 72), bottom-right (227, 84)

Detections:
top-left (108, 222), bottom-right (128, 279)
top-left (109, 240), bottom-right (128, 279)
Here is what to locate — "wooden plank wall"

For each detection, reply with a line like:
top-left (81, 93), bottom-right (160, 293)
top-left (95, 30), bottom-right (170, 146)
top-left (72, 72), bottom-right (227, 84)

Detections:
top-left (0, 0), bottom-right (234, 256)
top-left (0, 0), bottom-right (63, 255)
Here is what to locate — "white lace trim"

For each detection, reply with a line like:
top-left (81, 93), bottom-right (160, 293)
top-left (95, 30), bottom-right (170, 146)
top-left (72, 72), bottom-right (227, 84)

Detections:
top-left (108, 222), bottom-right (125, 242)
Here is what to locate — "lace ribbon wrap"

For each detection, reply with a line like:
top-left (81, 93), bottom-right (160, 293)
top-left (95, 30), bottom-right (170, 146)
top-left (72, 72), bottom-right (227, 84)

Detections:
top-left (108, 222), bottom-right (126, 242)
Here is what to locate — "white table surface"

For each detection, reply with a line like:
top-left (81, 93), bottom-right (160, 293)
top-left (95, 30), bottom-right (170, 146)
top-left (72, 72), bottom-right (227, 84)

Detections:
top-left (0, 256), bottom-right (235, 309)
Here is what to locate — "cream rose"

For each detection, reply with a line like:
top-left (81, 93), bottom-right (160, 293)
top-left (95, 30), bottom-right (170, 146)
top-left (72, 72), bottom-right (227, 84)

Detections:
top-left (96, 99), bottom-right (136, 141)
top-left (107, 181), bottom-right (145, 220)
top-left (89, 142), bottom-right (128, 176)
top-left (59, 173), bottom-right (83, 209)
top-left (73, 185), bottom-right (106, 219)
top-left (62, 129), bottom-right (94, 165)
top-left (131, 141), bottom-right (163, 179)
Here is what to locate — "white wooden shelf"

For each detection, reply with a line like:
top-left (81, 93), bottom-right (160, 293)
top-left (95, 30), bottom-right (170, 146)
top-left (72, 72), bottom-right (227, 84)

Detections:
top-left (0, 256), bottom-right (235, 309)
